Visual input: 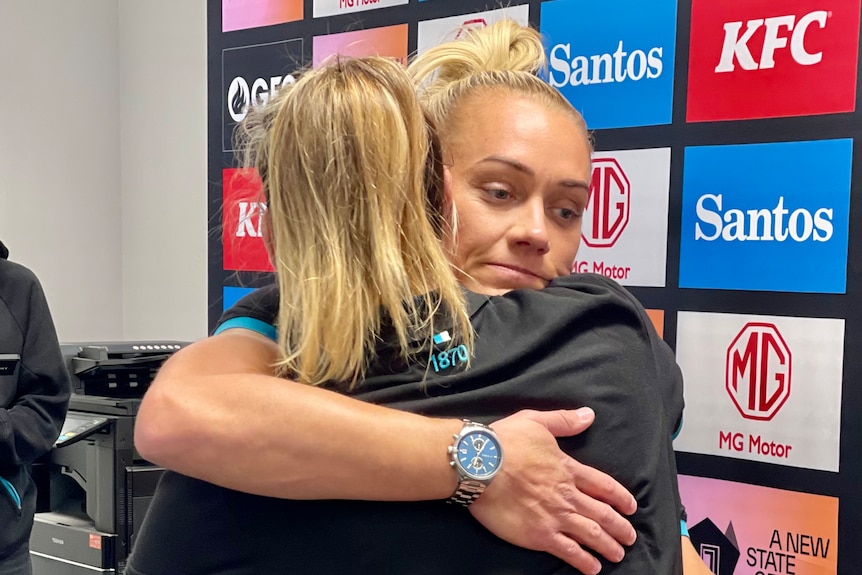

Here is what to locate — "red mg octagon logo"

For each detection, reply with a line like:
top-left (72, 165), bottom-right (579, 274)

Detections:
top-left (455, 18), bottom-right (488, 39)
top-left (582, 157), bottom-right (630, 248)
top-left (726, 322), bottom-right (792, 421)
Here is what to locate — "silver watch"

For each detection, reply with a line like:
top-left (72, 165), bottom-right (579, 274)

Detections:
top-left (447, 420), bottom-right (503, 506)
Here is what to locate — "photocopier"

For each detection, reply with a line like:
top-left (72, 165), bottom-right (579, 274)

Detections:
top-left (29, 342), bottom-right (188, 575)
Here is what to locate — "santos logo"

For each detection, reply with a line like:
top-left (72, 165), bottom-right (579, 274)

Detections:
top-left (687, 0), bottom-right (860, 121)
top-left (548, 42), bottom-right (663, 87)
top-left (679, 139), bottom-right (851, 293)
top-left (694, 194), bottom-right (833, 243)
top-left (540, 0), bottom-right (677, 129)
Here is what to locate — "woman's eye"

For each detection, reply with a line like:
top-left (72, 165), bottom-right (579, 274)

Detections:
top-left (556, 207), bottom-right (581, 220)
top-left (486, 188), bottom-right (511, 200)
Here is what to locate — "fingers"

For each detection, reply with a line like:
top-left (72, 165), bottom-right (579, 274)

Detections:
top-left (561, 507), bottom-right (628, 564)
top-left (546, 532), bottom-right (602, 575)
top-left (569, 458), bottom-right (638, 517)
top-left (510, 407), bottom-right (596, 437)
top-left (562, 484), bottom-right (637, 549)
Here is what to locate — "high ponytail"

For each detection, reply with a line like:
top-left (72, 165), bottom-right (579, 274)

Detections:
top-left (407, 19), bottom-right (588, 145)
top-left (409, 19), bottom-right (546, 91)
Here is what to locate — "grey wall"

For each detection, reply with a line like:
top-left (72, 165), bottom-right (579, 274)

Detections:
top-left (0, 0), bottom-right (207, 343)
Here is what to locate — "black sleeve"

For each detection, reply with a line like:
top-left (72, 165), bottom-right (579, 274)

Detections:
top-left (0, 268), bottom-right (71, 474)
top-left (568, 274), bottom-right (687, 524)
top-left (582, 274), bottom-right (685, 436)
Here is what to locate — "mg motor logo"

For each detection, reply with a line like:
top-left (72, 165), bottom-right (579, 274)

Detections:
top-left (726, 322), bottom-right (792, 421)
top-left (583, 158), bottom-right (630, 247)
top-left (454, 18), bottom-right (487, 39)
top-left (687, 0), bottom-right (860, 121)
top-left (416, 6), bottom-right (529, 56)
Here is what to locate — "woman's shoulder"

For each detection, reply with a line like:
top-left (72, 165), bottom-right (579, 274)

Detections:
top-left (547, 272), bottom-right (634, 297)
top-left (482, 272), bottom-right (645, 318)
top-left (214, 284), bottom-right (280, 338)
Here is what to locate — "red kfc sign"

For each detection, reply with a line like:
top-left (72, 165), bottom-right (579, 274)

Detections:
top-left (687, 0), bottom-right (860, 122)
top-left (726, 322), bottom-right (792, 421)
top-left (222, 168), bottom-right (274, 272)
top-left (582, 157), bottom-right (630, 248)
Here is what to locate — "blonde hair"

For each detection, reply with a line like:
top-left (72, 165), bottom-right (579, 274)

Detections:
top-left (238, 56), bottom-right (472, 387)
top-left (407, 19), bottom-right (590, 148)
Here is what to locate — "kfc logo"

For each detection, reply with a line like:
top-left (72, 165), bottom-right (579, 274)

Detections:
top-left (222, 168), bottom-right (274, 272)
top-left (716, 11), bottom-right (827, 73)
top-left (726, 322), bottom-right (791, 421)
top-left (687, 0), bottom-right (859, 121)
top-left (583, 158), bottom-right (630, 248)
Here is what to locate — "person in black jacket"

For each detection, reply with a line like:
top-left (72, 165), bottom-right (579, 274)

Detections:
top-left (0, 241), bottom-right (71, 575)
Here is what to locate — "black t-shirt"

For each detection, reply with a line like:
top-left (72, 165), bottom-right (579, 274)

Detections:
top-left (128, 273), bottom-right (684, 575)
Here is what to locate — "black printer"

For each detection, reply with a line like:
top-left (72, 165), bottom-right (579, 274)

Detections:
top-left (29, 342), bottom-right (188, 575)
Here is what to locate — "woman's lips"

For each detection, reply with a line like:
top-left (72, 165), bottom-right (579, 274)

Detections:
top-left (486, 263), bottom-right (550, 284)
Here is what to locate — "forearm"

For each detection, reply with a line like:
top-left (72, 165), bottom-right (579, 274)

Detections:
top-left (682, 536), bottom-right (714, 575)
top-left (135, 331), bottom-right (462, 500)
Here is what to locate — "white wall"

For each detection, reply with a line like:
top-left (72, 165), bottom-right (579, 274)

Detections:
top-left (0, 1), bottom-right (207, 342)
top-left (119, 0), bottom-right (208, 342)
top-left (0, 1), bottom-right (122, 341)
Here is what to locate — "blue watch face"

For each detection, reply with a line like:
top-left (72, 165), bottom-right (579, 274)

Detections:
top-left (457, 430), bottom-right (501, 480)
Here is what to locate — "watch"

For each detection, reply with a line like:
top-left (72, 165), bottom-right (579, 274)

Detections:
top-left (447, 420), bottom-right (503, 506)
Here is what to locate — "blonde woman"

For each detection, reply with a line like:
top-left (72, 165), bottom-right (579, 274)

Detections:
top-left (130, 23), bottom-right (696, 575)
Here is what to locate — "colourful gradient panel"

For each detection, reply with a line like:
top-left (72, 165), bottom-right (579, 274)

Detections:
top-left (645, 309), bottom-right (665, 338)
top-left (313, 24), bottom-right (409, 67)
top-left (678, 475), bottom-right (838, 575)
top-left (222, 0), bottom-right (303, 32)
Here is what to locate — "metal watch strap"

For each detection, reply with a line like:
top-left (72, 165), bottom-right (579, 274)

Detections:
top-left (448, 478), bottom-right (487, 507)
top-left (447, 419), bottom-right (494, 507)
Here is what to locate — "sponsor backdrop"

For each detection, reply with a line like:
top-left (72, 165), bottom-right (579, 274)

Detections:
top-left (207, 1), bottom-right (862, 572)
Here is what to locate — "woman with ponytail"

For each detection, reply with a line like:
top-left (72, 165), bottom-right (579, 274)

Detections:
top-left (130, 21), bottom-right (695, 575)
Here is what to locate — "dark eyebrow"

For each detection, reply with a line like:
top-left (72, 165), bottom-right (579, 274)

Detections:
top-left (478, 155), bottom-right (590, 191)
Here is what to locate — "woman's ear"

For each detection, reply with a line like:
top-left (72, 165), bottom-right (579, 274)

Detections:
top-left (262, 208), bottom-right (275, 263)
top-left (443, 166), bottom-right (454, 219)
